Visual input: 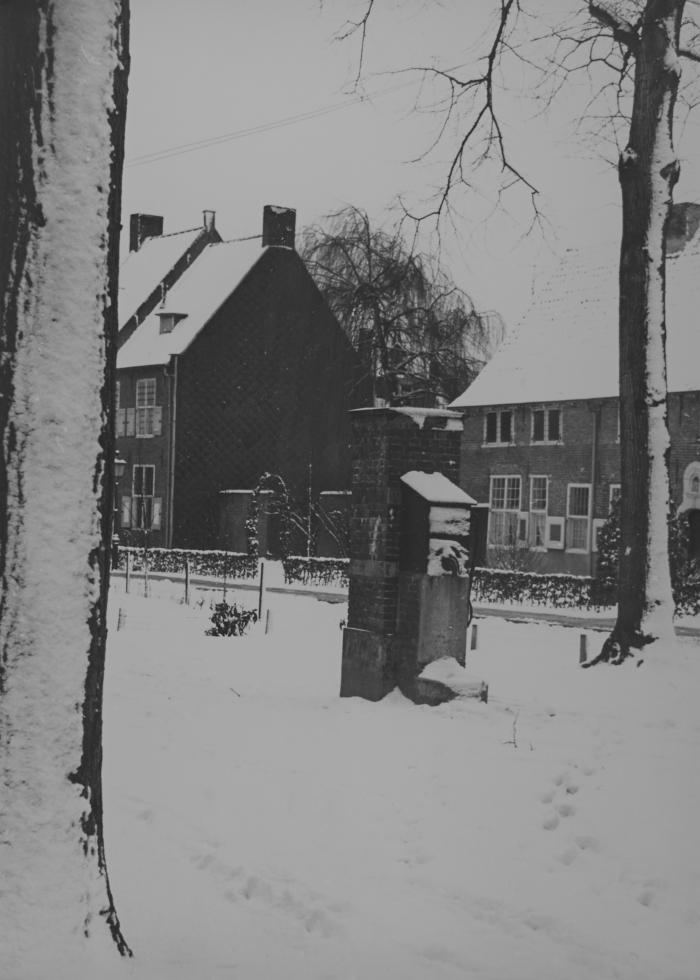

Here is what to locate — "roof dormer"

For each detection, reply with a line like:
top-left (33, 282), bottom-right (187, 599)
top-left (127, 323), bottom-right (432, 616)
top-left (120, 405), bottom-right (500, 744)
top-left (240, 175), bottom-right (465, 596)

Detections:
top-left (157, 311), bottom-right (187, 335)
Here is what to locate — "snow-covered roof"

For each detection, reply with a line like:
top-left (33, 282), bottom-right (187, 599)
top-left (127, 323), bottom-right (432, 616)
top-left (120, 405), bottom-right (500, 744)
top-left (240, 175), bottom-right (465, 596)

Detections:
top-left (118, 239), bottom-right (267, 369)
top-left (118, 227), bottom-right (204, 328)
top-left (451, 230), bottom-right (700, 408)
top-left (401, 471), bottom-right (477, 506)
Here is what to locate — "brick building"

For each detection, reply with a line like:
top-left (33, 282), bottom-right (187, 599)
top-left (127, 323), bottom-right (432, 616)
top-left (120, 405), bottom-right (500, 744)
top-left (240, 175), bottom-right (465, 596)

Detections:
top-left (451, 203), bottom-right (700, 575)
top-left (116, 205), bottom-right (366, 549)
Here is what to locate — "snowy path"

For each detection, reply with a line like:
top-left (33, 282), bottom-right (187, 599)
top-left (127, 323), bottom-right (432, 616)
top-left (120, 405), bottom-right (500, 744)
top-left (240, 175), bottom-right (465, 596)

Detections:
top-left (101, 587), bottom-right (700, 979)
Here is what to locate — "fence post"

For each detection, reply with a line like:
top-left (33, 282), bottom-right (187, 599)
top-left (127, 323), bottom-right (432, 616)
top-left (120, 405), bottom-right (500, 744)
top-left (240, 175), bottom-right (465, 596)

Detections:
top-left (579, 633), bottom-right (588, 665)
top-left (258, 560), bottom-right (265, 619)
top-left (185, 557), bottom-right (190, 605)
top-left (144, 547), bottom-right (150, 598)
top-left (125, 549), bottom-right (131, 594)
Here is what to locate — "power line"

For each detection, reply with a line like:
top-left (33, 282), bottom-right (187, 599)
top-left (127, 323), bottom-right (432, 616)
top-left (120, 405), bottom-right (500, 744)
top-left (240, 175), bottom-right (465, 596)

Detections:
top-left (126, 68), bottom-right (467, 169)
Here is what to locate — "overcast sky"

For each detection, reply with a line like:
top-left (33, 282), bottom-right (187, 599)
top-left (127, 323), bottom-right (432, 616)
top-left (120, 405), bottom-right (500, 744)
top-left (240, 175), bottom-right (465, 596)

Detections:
top-left (121, 0), bottom-right (700, 328)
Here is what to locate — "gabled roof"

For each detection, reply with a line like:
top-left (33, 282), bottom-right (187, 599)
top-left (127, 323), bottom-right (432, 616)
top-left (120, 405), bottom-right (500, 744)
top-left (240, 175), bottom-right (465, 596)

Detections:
top-left (451, 229), bottom-right (700, 409)
top-left (117, 239), bottom-right (271, 369)
top-left (118, 227), bottom-right (205, 329)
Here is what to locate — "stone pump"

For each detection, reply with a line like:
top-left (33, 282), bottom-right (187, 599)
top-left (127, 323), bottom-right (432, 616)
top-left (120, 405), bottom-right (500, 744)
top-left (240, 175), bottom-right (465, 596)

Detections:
top-left (340, 407), bottom-right (484, 703)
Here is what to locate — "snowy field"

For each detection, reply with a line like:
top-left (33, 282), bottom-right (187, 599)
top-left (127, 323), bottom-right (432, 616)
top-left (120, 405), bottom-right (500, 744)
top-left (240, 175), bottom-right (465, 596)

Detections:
top-left (97, 577), bottom-right (700, 980)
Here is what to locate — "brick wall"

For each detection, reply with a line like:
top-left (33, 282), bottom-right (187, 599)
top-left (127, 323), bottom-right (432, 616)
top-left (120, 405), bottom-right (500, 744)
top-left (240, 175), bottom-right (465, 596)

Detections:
top-left (347, 408), bottom-right (462, 635)
top-left (460, 394), bottom-right (700, 574)
top-left (172, 248), bottom-right (365, 549)
top-left (115, 366), bottom-right (172, 548)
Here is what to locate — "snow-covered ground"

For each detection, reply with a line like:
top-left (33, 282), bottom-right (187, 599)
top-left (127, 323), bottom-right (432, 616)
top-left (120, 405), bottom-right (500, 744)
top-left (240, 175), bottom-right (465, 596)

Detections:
top-left (98, 579), bottom-right (699, 980)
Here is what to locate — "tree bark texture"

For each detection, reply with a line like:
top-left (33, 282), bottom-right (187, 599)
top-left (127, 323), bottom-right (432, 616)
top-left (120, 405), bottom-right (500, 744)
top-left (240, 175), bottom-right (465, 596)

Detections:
top-left (605, 0), bottom-right (683, 660)
top-left (0, 0), bottom-right (130, 968)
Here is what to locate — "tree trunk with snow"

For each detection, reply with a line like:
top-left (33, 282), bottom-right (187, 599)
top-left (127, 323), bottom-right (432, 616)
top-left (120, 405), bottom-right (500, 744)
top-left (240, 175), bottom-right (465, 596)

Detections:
top-left (596, 0), bottom-right (683, 663)
top-left (0, 0), bottom-right (130, 969)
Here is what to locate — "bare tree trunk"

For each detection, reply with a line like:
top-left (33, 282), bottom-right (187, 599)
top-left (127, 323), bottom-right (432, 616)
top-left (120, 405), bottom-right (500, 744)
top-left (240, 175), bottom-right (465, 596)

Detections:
top-left (0, 0), bottom-right (130, 968)
top-left (598, 0), bottom-right (683, 663)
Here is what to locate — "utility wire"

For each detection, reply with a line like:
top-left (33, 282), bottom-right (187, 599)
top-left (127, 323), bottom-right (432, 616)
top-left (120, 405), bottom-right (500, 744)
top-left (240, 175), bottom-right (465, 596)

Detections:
top-left (126, 67), bottom-right (468, 169)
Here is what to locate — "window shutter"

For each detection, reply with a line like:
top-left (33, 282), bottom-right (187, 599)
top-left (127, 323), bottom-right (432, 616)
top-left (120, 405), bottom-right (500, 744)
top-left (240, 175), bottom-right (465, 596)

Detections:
top-left (517, 512), bottom-right (529, 546)
top-left (125, 408), bottom-right (136, 437)
top-left (121, 495), bottom-right (132, 528)
top-left (152, 497), bottom-right (162, 530)
top-left (152, 405), bottom-right (162, 436)
top-left (545, 516), bottom-right (565, 549)
top-left (116, 408), bottom-right (126, 438)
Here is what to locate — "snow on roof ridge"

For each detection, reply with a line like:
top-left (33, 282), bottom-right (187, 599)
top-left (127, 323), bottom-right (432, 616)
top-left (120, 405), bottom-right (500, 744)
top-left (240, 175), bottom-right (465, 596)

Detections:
top-left (450, 233), bottom-right (700, 408)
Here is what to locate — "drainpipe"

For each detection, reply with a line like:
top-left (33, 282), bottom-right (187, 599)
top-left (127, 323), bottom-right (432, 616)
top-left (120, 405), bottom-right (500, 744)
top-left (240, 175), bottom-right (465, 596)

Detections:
top-left (588, 404), bottom-right (600, 576)
top-left (166, 355), bottom-right (179, 548)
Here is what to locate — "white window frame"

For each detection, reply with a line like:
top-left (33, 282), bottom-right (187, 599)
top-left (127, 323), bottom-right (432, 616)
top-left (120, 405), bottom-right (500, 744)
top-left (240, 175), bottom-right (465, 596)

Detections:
top-left (529, 475), bottom-right (549, 550)
top-left (488, 474), bottom-right (521, 547)
top-left (132, 464), bottom-right (156, 530)
top-left (136, 378), bottom-right (157, 438)
top-left (530, 407), bottom-right (562, 445)
top-left (483, 409), bottom-right (515, 446)
top-left (566, 483), bottom-right (592, 553)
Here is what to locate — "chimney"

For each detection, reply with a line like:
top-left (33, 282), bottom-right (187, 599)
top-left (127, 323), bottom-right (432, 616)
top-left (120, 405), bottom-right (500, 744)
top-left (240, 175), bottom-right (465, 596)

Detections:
top-left (667, 202), bottom-right (700, 255)
top-left (262, 205), bottom-right (296, 249)
top-left (203, 210), bottom-right (216, 234)
top-left (129, 213), bottom-right (164, 252)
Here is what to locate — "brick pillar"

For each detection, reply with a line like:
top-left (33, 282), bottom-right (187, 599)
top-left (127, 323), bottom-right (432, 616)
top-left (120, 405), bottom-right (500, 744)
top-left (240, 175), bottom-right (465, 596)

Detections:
top-left (340, 408), bottom-right (463, 700)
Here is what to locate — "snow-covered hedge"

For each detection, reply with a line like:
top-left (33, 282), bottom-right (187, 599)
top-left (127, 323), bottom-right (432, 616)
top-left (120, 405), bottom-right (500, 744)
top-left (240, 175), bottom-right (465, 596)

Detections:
top-left (282, 556), bottom-right (349, 589)
top-left (116, 547), bottom-right (258, 581)
top-left (471, 568), bottom-right (604, 609)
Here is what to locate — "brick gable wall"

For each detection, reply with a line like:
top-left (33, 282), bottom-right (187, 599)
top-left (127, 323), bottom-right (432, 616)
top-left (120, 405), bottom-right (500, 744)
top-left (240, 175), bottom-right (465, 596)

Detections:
top-left (172, 248), bottom-right (363, 549)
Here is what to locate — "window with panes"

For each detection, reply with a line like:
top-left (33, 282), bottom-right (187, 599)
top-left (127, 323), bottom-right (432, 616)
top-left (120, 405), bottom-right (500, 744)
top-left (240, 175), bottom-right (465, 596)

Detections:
top-left (531, 407), bottom-right (561, 443)
top-left (489, 475), bottom-right (521, 546)
top-left (529, 476), bottom-right (548, 547)
top-left (132, 464), bottom-right (155, 529)
top-left (484, 409), bottom-right (514, 445)
top-left (566, 484), bottom-right (590, 550)
top-left (136, 378), bottom-right (156, 437)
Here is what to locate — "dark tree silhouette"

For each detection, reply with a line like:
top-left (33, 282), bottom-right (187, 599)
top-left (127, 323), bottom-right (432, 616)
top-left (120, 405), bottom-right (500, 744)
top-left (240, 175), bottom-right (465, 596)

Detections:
top-left (300, 206), bottom-right (501, 406)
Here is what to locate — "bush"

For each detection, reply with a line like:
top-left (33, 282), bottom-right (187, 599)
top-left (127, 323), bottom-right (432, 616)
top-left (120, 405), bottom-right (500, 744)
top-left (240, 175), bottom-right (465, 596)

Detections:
top-left (115, 546), bottom-right (258, 580)
top-left (593, 498), bottom-right (700, 615)
top-left (282, 556), bottom-right (349, 588)
top-left (471, 568), bottom-right (599, 609)
top-left (205, 602), bottom-right (259, 637)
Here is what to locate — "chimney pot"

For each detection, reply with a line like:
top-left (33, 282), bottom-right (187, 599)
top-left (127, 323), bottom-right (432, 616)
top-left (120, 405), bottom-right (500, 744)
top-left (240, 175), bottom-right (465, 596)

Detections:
top-left (262, 205), bottom-right (296, 249)
top-left (203, 210), bottom-right (216, 234)
top-left (129, 213), bottom-right (164, 252)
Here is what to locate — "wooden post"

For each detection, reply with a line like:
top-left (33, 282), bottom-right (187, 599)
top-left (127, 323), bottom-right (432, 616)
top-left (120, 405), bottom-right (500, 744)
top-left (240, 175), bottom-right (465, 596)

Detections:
top-left (125, 549), bottom-right (131, 594)
top-left (265, 608), bottom-right (271, 634)
top-left (143, 546), bottom-right (150, 598)
top-left (184, 557), bottom-right (190, 605)
top-left (470, 623), bottom-right (478, 651)
top-left (258, 560), bottom-right (265, 619)
top-left (117, 608), bottom-right (126, 631)
top-left (579, 633), bottom-right (588, 664)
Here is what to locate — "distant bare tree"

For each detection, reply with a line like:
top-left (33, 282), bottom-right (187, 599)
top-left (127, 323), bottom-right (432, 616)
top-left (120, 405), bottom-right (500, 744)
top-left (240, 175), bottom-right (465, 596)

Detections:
top-left (339, 1), bottom-right (700, 663)
top-left (300, 206), bottom-right (500, 406)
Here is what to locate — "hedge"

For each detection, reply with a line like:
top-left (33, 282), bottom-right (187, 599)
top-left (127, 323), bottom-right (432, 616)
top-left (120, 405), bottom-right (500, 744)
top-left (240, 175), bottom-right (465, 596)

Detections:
top-left (116, 547), bottom-right (258, 581)
top-left (470, 568), bottom-right (604, 610)
top-left (282, 556), bottom-right (349, 589)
